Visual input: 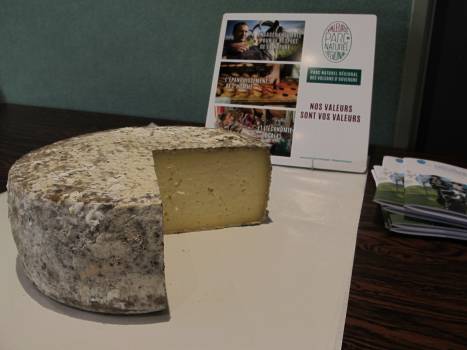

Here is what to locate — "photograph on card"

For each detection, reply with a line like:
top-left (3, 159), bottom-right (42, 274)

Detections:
top-left (215, 106), bottom-right (295, 157)
top-left (215, 63), bottom-right (300, 108)
top-left (222, 20), bottom-right (305, 61)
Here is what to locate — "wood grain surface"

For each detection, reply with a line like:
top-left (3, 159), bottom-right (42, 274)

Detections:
top-left (342, 149), bottom-right (467, 350)
top-left (1, 104), bottom-right (467, 349)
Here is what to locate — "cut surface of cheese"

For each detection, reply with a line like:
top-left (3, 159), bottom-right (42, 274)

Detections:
top-left (153, 148), bottom-right (270, 234)
top-left (7, 126), bottom-right (271, 314)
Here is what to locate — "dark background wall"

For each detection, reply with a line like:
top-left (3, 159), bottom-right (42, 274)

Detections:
top-left (0, 0), bottom-right (412, 146)
top-left (416, 1), bottom-right (467, 156)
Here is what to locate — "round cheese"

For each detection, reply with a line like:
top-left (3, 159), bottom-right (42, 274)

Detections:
top-left (7, 126), bottom-right (270, 314)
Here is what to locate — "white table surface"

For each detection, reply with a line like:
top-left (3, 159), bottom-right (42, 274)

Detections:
top-left (0, 166), bottom-right (366, 350)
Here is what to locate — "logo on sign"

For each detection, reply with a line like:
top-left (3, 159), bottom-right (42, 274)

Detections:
top-left (322, 21), bottom-right (352, 63)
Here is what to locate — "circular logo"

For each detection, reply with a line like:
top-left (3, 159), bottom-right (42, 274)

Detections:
top-left (322, 21), bottom-right (352, 63)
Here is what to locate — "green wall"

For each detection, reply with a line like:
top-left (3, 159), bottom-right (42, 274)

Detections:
top-left (0, 0), bottom-right (412, 146)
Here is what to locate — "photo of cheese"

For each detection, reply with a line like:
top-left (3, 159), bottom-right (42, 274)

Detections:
top-left (215, 63), bottom-right (300, 108)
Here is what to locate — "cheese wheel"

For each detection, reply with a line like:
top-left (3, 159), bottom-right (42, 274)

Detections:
top-left (7, 126), bottom-right (271, 314)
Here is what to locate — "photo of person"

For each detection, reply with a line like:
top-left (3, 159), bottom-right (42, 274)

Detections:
top-left (215, 106), bottom-right (295, 157)
top-left (215, 63), bottom-right (300, 108)
top-left (222, 20), bottom-right (305, 61)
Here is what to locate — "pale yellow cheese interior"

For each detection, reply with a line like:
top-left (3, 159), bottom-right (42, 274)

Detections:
top-left (153, 148), bottom-right (270, 234)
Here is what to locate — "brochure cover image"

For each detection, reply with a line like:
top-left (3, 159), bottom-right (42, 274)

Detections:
top-left (222, 20), bottom-right (305, 61)
top-left (404, 158), bottom-right (467, 216)
top-left (215, 63), bottom-right (300, 108)
top-left (214, 106), bottom-right (294, 157)
top-left (373, 162), bottom-right (405, 208)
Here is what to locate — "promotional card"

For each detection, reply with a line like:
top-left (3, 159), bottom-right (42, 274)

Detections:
top-left (206, 14), bottom-right (377, 172)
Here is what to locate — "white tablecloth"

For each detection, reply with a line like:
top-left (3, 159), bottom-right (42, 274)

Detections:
top-left (0, 166), bottom-right (366, 350)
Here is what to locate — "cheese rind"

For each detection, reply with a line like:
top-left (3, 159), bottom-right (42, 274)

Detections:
top-left (7, 126), bottom-right (270, 314)
top-left (8, 190), bottom-right (166, 313)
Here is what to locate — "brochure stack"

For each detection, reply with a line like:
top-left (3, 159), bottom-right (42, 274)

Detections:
top-left (372, 157), bottom-right (467, 240)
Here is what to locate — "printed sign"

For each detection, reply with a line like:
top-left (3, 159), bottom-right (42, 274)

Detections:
top-left (206, 14), bottom-right (377, 172)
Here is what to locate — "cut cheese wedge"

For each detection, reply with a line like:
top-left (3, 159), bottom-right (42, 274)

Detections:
top-left (154, 147), bottom-right (270, 234)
